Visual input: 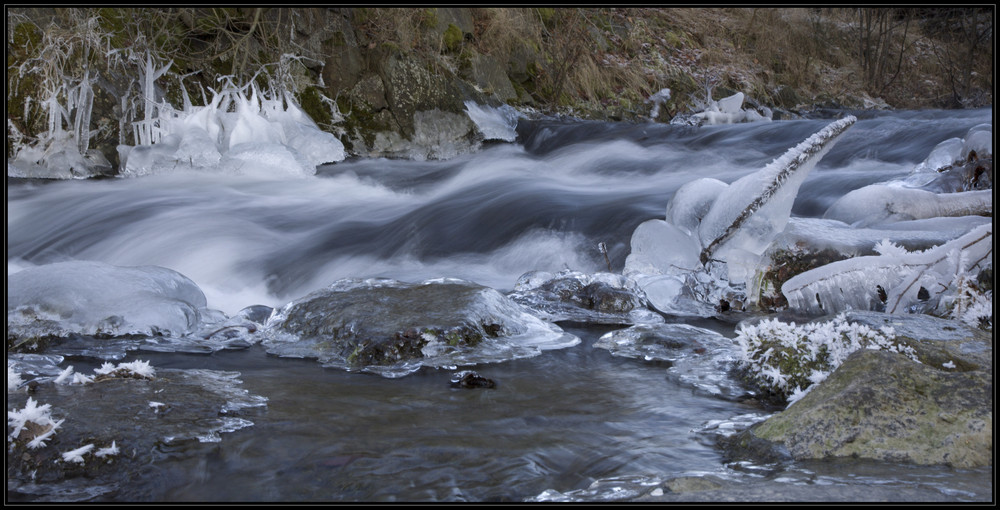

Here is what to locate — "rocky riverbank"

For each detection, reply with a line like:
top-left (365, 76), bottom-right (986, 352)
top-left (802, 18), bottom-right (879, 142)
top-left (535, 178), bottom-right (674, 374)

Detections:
top-left (6, 7), bottom-right (994, 173)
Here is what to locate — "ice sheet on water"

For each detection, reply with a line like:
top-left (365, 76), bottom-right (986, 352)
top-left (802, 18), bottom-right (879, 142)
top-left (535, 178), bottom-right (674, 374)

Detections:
top-left (594, 323), bottom-right (724, 361)
top-left (464, 100), bottom-right (523, 142)
top-left (529, 475), bottom-right (666, 502)
top-left (595, 323), bottom-right (747, 400)
top-left (6, 363), bottom-right (267, 502)
top-left (7, 260), bottom-right (210, 341)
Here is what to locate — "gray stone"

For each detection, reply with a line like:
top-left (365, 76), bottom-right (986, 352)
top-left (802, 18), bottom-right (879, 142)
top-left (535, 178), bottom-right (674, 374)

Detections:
top-left (664, 475), bottom-right (726, 493)
top-left (468, 53), bottom-right (518, 101)
top-left (266, 279), bottom-right (531, 368)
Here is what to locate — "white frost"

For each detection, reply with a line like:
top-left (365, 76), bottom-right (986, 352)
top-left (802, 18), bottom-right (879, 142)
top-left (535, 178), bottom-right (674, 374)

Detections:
top-left (61, 444), bottom-right (95, 464)
top-left (8, 365), bottom-right (24, 392)
top-left (7, 397), bottom-right (65, 449)
top-left (94, 441), bottom-right (119, 458)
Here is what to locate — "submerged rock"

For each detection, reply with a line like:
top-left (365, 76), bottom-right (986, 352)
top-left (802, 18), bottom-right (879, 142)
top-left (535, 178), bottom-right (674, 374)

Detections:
top-left (263, 277), bottom-right (578, 377)
top-left (450, 370), bottom-right (496, 389)
top-left (726, 313), bottom-right (992, 469)
top-left (6, 364), bottom-right (266, 501)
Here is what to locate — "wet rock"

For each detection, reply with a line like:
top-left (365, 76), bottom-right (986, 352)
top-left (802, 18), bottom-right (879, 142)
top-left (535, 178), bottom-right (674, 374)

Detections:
top-left (450, 370), bottom-right (496, 389)
top-left (263, 278), bottom-right (576, 376)
top-left (664, 475), bottom-right (726, 494)
top-left (728, 313), bottom-right (992, 469)
top-left (6, 367), bottom-right (266, 501)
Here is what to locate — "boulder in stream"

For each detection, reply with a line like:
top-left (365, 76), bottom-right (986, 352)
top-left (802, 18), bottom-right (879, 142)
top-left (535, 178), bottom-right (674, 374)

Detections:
top-left (725, 312), bottom-right (992, 469)
top-left (263, 278), bottom-right (578, 377)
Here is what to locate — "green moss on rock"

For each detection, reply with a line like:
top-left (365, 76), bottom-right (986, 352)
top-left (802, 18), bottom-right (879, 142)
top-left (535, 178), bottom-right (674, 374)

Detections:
top-left (443, 23), bottom-right (463, 52)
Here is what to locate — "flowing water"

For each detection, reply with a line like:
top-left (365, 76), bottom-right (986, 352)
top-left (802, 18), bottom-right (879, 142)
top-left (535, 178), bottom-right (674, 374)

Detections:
top-left (6, 107), bottom-right (993, 502)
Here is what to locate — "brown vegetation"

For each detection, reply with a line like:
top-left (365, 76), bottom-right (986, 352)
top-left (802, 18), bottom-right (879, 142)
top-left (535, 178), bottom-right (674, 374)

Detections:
top-left (6, 7), bottom-right (993, 165)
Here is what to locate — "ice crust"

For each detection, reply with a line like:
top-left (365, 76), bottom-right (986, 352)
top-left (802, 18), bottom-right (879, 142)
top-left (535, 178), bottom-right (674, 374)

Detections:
top-left (7, 260), bottom-right (210, 339)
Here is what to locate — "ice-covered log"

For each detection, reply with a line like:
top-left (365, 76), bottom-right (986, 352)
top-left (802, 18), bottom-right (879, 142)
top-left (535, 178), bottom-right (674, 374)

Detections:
top-left (698, 116), bottom-right (857, 267)
top-left (823, 185), bottom-right (993, 228)
top-left (781, 223), bottom-right (992, 315)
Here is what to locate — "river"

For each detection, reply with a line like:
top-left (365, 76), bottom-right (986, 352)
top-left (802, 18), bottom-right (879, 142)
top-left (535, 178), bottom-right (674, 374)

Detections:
top-left (6, 107), bottom-right (993, 502)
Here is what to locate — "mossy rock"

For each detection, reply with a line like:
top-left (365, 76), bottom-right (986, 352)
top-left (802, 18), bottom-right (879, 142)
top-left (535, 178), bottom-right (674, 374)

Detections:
top-left (748, 346), bottom-right (992, 468)
top-left (268, 279), bottom-right (529, 368)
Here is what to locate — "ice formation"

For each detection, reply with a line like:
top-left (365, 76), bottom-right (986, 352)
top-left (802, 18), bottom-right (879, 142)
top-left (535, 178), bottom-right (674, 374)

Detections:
top-left (782, 223), bottom-right (992, 315)
top-left (61, 444), bottom-right (96, 464)
top-left (94, 441), bottom-right (119, 458)
top-left (8, 366), bottom-right (24, 392)
top-left (672, 90), bottom-right (772, 126)
top-left (773, 215), bottom-right (992, 257)
top-left (646, 88), bottom-right (672, 120)
top-left (464, 100), bottom-right (523, 142)
top-left (508, 269), bottom-right (664, 325)
top-left (912, 123), bottom-right (992, 175)
top-left (263, 277), bottom-right (579, 377)
top-left (120, 75), bottom-right (345, 177)
top-left (823, 186), bottom-right (992, 228)
top-left (697, 115), bottom-right (857, 273)
top-left (625, 116), bottom-right (857, 315)
top-left (7, 260), bottom-right (212, 339)
top-left (7, 397), bottom-right (65, 449)
top-left (10, 45), bottom-right (347, 179)
top-left (94, 360), bottom-right (157, 379)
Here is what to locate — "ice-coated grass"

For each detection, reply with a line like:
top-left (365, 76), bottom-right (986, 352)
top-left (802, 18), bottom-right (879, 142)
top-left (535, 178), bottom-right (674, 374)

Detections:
top-left (735, 313), bottom-right (919, 403)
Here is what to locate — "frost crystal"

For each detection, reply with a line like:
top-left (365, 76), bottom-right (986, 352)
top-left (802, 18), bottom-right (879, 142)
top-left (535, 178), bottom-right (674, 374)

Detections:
top-left (7, 397), bottom-right (65, 449)
top-left (94, 360), bottom-right (156, 379)
top-left (8, 366), bottom-right (24, 392)
top-left (94, 441), bottom-right (119, 458)
top-left (736, 313), bottom-right (917, 403)
top-left (61, 443), bottom-right (95, 464)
